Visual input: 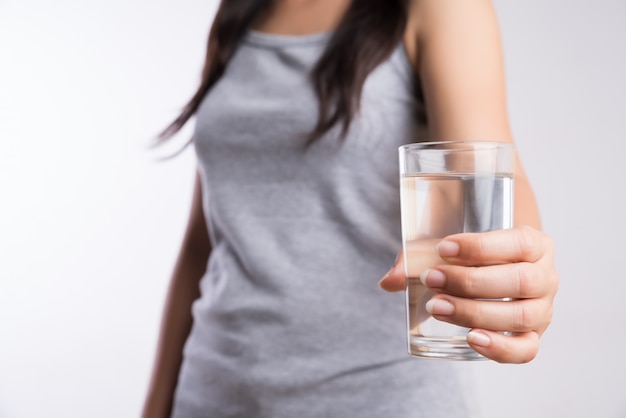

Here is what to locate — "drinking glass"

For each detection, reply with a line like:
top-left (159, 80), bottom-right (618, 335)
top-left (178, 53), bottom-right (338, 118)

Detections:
top-left (399, 141), bottom-right (515, 360)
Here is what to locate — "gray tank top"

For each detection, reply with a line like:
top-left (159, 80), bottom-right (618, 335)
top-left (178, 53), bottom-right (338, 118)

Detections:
top-left (172, 30), bottom-right (468, 418)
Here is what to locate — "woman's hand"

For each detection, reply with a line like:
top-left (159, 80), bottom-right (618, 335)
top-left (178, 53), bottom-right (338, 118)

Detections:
top-left (379, 226), bottom-right (559, 364)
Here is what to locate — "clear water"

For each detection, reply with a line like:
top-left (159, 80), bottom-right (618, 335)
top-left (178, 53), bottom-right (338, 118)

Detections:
top-left (400, 173), bottom-right (513, 358)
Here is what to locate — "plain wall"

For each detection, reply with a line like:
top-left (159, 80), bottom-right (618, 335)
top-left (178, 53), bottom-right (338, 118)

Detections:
top-left (1, 1), bottom-right (625, 417)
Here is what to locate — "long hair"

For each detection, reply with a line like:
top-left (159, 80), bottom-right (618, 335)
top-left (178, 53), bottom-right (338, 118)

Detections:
top-left (158, 0), bottom-right (409, 144)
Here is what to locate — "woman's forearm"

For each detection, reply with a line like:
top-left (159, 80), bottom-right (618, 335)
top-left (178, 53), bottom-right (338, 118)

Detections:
top-left (142, 172), bottom-right (211, 418)
top-left (514, 158), bottom-right (542, 230)
top-left (142, 247), bottom-right (207, 418)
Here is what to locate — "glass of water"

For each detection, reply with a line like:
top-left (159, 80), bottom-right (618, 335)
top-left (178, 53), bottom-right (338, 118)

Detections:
top-left (399, 141), bottom-right (515, 360)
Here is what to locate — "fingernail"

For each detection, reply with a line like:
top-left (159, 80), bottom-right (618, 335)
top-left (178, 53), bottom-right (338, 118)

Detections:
top-left (420, 269), bottom-right (446, 288)
top-left (467, 330), bottom-right (491, 347)
top-left (438, 240), bottom-right (460, 257)
top-left (425, 298), bottom-right (455, 315)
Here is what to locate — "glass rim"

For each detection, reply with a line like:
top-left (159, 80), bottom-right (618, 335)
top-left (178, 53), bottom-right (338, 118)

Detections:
top-left (399, 141), bottom-right (514, 153)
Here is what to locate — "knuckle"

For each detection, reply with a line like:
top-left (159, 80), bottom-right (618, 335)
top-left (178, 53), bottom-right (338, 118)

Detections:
top-left (550, 270), bottom-right (560, 294)
top-left (455, 299), bottom-right (481, 328)
top-left (541, 303), bottom-right (554, 331)
top-left (475, 233), bottom-right (487, 255)
top-left (463, 232), bottom-right (486, 259)
top-left (512, 302), bottom-right (535, 331)
top-left (463, 267), bottom-right (481, 295)
top-left (514, 263), bottom-right (540, 298)
top-left (515, 226), bottom-right (538, 260)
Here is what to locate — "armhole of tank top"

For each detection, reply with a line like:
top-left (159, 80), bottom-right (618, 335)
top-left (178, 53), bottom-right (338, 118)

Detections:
top-left (398, 33), bottom-right (425, 105)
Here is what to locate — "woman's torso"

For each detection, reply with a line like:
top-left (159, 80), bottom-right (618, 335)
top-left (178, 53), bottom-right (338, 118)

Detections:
top-left (171, 7), bottom-right (468, 417)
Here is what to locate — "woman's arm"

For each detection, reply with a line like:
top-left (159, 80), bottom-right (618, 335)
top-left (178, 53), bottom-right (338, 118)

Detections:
top-left (142, 170), bottom-right (211, 418)
top-left (381, 0), bottom-right (558, 363)
top-left (405, 0), bottom-right (541, 228)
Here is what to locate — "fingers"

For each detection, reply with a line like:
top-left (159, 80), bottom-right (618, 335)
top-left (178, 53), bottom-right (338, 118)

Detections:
top-left (380, 239), bottom-right (444, 293)
top-left (467, 330), bottom-right (540, 364)
top-left (380, 227), bottom-right (557, 363)
top-left (439, 225), bottom-right (553, 266)
top-left (420, 262), bottom-right (549, 299)
top-left (425, 294), bottom-right (549, 363)
top-left (425, 294), bottom-right (553, 335)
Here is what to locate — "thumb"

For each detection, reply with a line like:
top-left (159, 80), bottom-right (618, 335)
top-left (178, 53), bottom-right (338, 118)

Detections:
top-left (378, 251), bottom-right (405, 292)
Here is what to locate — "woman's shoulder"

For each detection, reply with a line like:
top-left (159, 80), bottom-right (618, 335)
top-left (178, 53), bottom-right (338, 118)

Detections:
top-left (406, 0), bottom-right (500, 41)
top-left (404, 0), bottom-right (502, 70)
top-left (404, 0), bottom-right (511, 143)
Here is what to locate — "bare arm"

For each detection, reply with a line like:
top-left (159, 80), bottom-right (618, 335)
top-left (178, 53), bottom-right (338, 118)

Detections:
top-left (381, 0), bottom-right (558, 363)
top-left (405, 0), bottom-right (541, 228)
top-left (142, 170), bottom-right (211, 417)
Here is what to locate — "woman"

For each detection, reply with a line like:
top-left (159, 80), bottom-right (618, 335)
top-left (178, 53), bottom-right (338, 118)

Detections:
top-left (143, 0), bottom-right (559, 416)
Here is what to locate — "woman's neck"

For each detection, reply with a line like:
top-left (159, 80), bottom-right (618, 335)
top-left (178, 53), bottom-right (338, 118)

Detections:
top-left (253, 0), bottom-right (352, 35)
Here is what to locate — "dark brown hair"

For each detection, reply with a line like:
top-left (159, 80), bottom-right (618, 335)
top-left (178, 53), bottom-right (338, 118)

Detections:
top-left (158, 0), bottom-right (408, 144)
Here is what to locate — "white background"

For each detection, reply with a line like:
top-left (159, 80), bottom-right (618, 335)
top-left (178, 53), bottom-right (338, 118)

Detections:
top-left (1, 1), bottom-right (625, 417)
